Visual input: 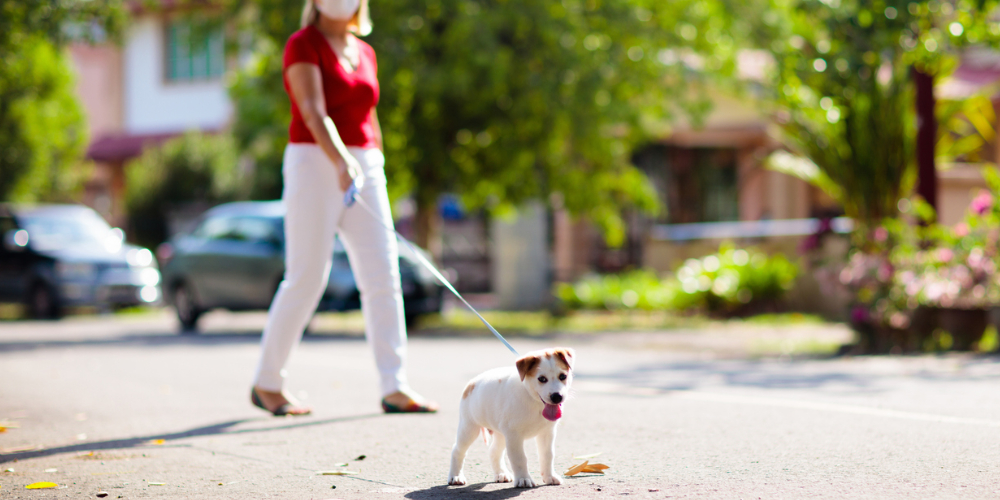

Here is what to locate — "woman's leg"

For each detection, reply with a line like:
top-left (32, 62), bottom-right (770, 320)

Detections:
top-left (253, 144), bottom-right (341, 396)
top-left (337, 148), bottom-right (411, 397)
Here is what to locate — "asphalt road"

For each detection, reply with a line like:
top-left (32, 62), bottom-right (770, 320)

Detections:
top-left (1, 311), bottom-right (999, 499)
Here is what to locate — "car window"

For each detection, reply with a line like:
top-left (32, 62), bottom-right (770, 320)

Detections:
top-left (230, 217), bottom-right (280, 244)
top-left (19, 209), bottom-right (115, 251)
top-left (192, 216), bottom-right (235, 241)
top-left (193, 216), bottom-right (279, 244)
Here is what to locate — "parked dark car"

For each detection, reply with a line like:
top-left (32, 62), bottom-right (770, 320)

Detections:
top-left (0, 204), bottom-right (161, 318)
top-left (157, 201), bottom-right (444, 332)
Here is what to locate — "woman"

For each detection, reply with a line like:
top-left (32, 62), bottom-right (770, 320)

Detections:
top-left (250, 0), bottom-right (438, 416)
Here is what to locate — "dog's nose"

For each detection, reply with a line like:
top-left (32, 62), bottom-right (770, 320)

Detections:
top-left (549, 393), bottom-right (563, 404)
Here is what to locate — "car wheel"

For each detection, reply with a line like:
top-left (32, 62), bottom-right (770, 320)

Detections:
top-left (27, 282), bottom-right (61, 320)
top-left (173, 283), bottom-right (203, 333)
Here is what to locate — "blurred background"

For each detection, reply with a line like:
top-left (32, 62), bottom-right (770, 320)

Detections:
top-left (4, 0), bottom-right (1000, 354)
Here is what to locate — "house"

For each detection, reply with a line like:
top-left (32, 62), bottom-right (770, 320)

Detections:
top-left (69, 2), bottom-right (231, 227)
top-left (550, 50), bottom-right (1000, 316)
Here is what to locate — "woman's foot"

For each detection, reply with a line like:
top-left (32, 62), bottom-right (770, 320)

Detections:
top-left (251, 387), bottom-right (312, 416)
top-left (382, 390), bottom-right (439, 413)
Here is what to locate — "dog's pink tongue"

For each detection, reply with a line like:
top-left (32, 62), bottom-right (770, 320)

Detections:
top-left (542, 404), bottom-right (562, 421)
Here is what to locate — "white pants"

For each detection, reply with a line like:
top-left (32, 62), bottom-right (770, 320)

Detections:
top-left (253, 144), bottom-right (409, 397)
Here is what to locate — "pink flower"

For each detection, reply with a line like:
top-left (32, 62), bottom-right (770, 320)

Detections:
top-left (937, 248), bottom-right (954, 263)
top-left (954, 222), bottom-right (970, 237)
top-left (874, 227), bottom-right (889, 242)
top-left (971, 190), bottom-right (993, 215)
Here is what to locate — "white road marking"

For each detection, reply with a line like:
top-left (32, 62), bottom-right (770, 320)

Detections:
top-left (577, 381), bottom-right (1000, 427)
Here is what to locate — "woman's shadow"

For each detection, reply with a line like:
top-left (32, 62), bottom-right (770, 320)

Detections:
top-left (405, 482), bottom-right (533, 499)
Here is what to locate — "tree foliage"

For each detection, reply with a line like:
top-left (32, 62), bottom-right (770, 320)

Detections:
top-left (0, 0), bottom-right (126, 202)
top-left (126, 133), bottom-right (242, 248)
top-left (226, 0), bottom-right (752, 246)
top-left (757, 0), bottom-right (1000, 231)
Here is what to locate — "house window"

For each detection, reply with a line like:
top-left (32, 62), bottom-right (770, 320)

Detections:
top-left (635, 145), bottom-right (740, 224)
top-left (166, 20), bottom-right (224, 82)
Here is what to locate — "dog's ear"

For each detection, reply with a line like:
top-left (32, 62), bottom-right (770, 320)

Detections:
top-left (553, 348), bottom-right (575, 370)
top-left (515, 354), bottom-right (541, 381)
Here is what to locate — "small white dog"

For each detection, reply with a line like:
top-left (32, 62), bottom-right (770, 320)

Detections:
top-left (447, 347), bottom-right (575, 488)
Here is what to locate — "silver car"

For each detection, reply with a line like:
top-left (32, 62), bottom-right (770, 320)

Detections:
top-left (157, 201), bottom-right (444, 332)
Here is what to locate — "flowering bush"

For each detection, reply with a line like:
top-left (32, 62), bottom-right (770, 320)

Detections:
top-left (889, 168), bottom-right (1000, 311)
top-left (838, 167), bottom-right (1000, 336)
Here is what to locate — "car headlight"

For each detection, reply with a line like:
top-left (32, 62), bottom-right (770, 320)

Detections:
top-left (139, 267), bottom-right (161, 286)
top-left (126, 248), bottom-right (154, 267)
top-left (56, 262), bottom-right (96, 280)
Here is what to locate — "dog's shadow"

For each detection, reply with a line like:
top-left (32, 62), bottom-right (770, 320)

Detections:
top-left (405, 482), bottom-right (532, 499)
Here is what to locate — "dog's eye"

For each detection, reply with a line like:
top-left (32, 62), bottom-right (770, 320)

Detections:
top-left (558, 373), bottom-right (567, 381)
top-left (537, 376), bottom-right (548, 384)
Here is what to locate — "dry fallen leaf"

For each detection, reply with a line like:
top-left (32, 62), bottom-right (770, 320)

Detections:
top-left (147, 439), bottom-right (165, 445)
top-left (563, 461), bottom-right (590, 476)
top-left (317, 470), bottom-right (359, 476)
top-left (573, 452), bottom-right (602, 460)
top-left (0, 426), bottom-right (6, 433)
top-left (4, 468), bottom-right (13, 472)
top-left (149, 482), bottom-right (166, 486)
top-left (25, 482), bottom-right (58, 489)
top-left (564, 460), bottom-right (610, 476)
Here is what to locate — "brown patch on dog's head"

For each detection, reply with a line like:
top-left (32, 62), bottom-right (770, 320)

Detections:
top-left (515, 354), bottom-right (542, 381)
top-left (462, 381), bottom-right (476, 399)
top-left (553, 348), bottom-right (575, 371)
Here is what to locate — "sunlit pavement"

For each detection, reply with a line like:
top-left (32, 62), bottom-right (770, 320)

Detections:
top-left (2, 311), bottom-right (999, 499)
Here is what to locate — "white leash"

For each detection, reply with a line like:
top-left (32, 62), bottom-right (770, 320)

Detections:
top-left (344, 181), bottom-right (520, 356)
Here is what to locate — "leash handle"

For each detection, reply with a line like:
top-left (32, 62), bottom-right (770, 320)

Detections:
top-left (343, 176), bottom-right (362, 207)
top-left (347, 195), bottom-right (519, 356)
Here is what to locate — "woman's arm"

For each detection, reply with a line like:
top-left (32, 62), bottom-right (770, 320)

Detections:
top-left (371, 107), bottom-right (383, 152)
top-left (285, 62), bottom-right (360, 191)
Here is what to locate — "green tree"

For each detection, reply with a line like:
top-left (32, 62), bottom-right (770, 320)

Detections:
top-left (126, 132), bottom-right (242, 248)
top-left (758, 0), bottom-right (1000, 237)
top-left (0, 0), bottom-right (126, 202)
top-left (227, 0), bottom-right (748, 248)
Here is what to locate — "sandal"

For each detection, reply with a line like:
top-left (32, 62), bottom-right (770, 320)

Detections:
top-left (251, 388), bottom-right (312, 417)
top-left (381, 395), bottom-right (439, 414)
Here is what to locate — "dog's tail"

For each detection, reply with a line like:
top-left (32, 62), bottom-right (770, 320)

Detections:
top-left (480, 427), bottom-right (494, 446)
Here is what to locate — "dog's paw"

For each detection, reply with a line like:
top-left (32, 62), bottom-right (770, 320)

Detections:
top-left (543, 474), bottom-right (562, 485)
top-left (494, 471), bottom-right (513, 483)
top-left (515, 477), bottom-right (537, 488)
top-left (448, 474), bottom-right (467, 486)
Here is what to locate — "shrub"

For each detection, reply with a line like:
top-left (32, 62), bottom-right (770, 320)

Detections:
top-left (555, 270), bottom-right (673, 312)
top-left (666, 245), bottom-right (799, 314)
top-left (555, 245), bottom-right (800, 315)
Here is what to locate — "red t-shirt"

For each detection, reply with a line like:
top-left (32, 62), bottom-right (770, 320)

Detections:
top-left (283, 25), bottom-right (379, 148)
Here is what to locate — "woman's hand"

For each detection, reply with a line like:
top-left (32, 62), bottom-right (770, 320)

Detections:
top-left (337, 154), bottom-right (363, 192)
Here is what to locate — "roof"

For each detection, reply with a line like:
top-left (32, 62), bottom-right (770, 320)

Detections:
top-left (86, 132), bottom-right (180, 163)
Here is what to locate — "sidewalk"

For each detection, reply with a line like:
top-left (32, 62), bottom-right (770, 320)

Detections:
top-left (1, 312), bottom-right (999, 499)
